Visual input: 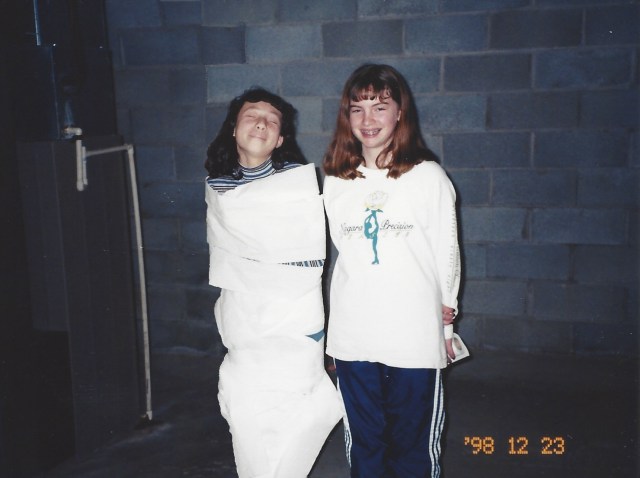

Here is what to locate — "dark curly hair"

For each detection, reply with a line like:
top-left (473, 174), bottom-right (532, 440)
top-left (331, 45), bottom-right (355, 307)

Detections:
top-left (205, 87), bottom-right (307, 179)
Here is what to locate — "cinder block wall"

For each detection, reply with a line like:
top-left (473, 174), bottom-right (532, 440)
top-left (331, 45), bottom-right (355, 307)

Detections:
top-left (104, 0), bottom-right (638, 358)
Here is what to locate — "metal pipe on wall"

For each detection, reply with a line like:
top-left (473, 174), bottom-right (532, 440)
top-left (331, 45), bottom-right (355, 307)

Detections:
top-left (66, 127), bottom-right (153, 422)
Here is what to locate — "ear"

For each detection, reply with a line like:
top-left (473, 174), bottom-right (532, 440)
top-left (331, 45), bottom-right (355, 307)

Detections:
top-left (275, 135), bottom-right (284, 149)
top-left (397, 111), bottom-right (402, 122)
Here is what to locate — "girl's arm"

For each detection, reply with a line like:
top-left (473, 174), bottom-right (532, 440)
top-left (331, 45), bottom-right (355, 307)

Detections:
top-left (430, 169), bottom-right (461, 312)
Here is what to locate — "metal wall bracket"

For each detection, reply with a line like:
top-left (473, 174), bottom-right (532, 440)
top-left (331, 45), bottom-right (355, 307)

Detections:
top-left (65, 127), bottom-right (153, 422)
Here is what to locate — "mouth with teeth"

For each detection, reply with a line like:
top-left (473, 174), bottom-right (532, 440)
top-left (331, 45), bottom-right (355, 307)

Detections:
top-left (360, 129), bottom-right (381, 137)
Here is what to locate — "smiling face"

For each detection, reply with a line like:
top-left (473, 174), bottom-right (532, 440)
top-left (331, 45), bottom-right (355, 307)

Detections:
top-left (234, 101), bottom-right (284, 168)
top-left (349, 93), bottom-right (401, 168)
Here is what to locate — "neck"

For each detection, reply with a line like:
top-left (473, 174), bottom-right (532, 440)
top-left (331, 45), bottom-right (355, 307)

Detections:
top-left (363, 149), bottom-right (390, 170)
top-left (238, 154), bottom-right (269, 169)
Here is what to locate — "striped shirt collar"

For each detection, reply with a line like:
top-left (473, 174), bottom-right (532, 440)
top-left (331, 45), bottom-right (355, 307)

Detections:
top-left (240, 158), bottom-right (275, 181)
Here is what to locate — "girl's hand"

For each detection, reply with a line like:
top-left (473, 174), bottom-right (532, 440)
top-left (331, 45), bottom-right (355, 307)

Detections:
top-left (445, 338), bottom-right (455, 363)
top-left (442, 305), bottom-right (456, 325)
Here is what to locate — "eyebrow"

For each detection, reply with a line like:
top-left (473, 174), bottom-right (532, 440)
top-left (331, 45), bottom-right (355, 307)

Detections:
top-left (242, 107), bottom-right (281, 120)
top-left (243, 105), bottom-right (280, 114)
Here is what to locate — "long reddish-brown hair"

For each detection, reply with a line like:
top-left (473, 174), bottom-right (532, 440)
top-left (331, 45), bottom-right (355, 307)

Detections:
top-left (323, 64), bottom-right (436, 180)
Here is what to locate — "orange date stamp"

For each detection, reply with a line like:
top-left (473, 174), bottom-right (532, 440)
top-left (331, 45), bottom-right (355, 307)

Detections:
top-left (463, 436), bottom-right (566, 456)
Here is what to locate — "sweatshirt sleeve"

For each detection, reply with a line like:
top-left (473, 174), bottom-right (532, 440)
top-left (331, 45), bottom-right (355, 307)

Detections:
top-left (429, 166), bottom-right (461, 311)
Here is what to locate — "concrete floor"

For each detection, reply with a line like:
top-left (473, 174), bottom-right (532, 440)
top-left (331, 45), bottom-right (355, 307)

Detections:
top-left (40, 350), bottom-right (638, 478)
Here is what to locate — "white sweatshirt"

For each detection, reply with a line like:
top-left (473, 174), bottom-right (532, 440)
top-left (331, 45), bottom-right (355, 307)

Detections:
top-left (323, 161), bottom-right (461, 369)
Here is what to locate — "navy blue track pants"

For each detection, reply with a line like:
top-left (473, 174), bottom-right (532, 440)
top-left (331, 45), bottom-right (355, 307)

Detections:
top-left (335, 360), bottom-right (445, 478)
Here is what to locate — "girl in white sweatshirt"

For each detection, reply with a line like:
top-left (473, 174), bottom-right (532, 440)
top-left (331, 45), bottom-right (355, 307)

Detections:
top-left (323, 64), bottom-right (461, 478)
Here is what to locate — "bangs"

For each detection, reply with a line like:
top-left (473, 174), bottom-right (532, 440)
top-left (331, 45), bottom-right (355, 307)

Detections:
top-left (349, 84), bottom-right (392, 103)
top-left (237, 89), bottom-right (287, 118)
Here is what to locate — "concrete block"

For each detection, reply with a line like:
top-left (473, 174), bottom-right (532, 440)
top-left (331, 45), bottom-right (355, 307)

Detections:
top-left (151, 317), bottom-right (218, 352)
top-left (375, 57), bottom-right (441, 94)
top-left (490, 9), bottom-right (582, 49)
top-left (323, 21), bottom-right (403, 57)
top-left (170, 67), bottom-right (207, 104)
top-left (442, 132), bottom-right (530, 168)
top-left (148, 251), bottom-right (208, 286)
top-left (450, 170), bottom-right (490, 206)
top-left (416, 94), bottom-right (486, 132)
top-left (203, 0), bottom-right (277, 25)
top-left (116, 107), bottom-right (133, 141)
top-left (143, 218), bottom-right (180, 251)
top-left (574, 246), bottom-right (638, 285)
top-left (460, 207), bottom-right (528, 242)
top-left (463, 279), bottom-right (528, 315)
top-left (405, 14), bottom-right (487, 53)
top-left (322, 97), bottom-right (340, 133)
top-left (205, 104), bottom-right (230, 142)
top-left (482, 318), bottom-right (572, 354)
top-left (206, 65), bottom-right (280, 102)
top-left (486, 244), bottom-right (571, 280)
top-left (568, 284), bottom-right (636, 327)
top-left (201, 26), bottom-right (245, 65)
top-left (634, 46), bottom-right (639, 88)
top-left (358, 0), bottom-right (437, 16)
top-left (586, 5), bottom-right (640, 46)
top-left (493, 170), bottom-right (575, 207)
top-left (489, 92), bottom-right (579, 129)
top-left (578, 168), bottom-right (639, 207)
top-left (580, 90), bottom-right (639, 129)
top-left (422, 133), bottom-right (443, 160)
top-left (629, 207), bottom-right (639, 248)
top-left (297, 134), bottom-right (332, 168)
top-left (146, 251), bottom-right (183, 285)
top-left (140, 181), bottom-right (206, 219)
top-left (146, 318), bottom-right (179, 349)
top-left (532, 282), bottom-right (627, 324)
top-left (247, 25), bottom-right (321, 62)
top-left (445, 54), bottom-right (531, 92)
top-left (135, 145), bottom-right (176, 182)
top-left (532, 208), bottom-right (627, 245)
top-left (122, 27), bottom-right (200, 66)
top-left (461, 243), bottom-right (487, 279)
top-left (281, 61), bottom-right (356, 96)
top-left (161, 1), bottom-right (202, 25)
top-left (175, 146), bottom-right (206, 181)
top-left (105, 0), bottom-right (161, 29)
top-left (148, 284), bottom-right (186, 320)
top-left (132, 105), bottom-right (204, 145)
top-left (278, 0), bottom-right (356, 21)
top-left (451, 317), bottom-right (481, 349)
top-left (183, 320), bottom-right (220, 352)
top-left (116, 68), bottom-right (205, 106)
top-left (181, 252), bottom-right (210, 285)
top-left (537, 0), bottom-right (635, 5)
top-left (290, 97), bottom-right (323, 134)
top-left (182, 219), bottom-right (208, 253)
top-left (629, 285), bottom-right (639, 322)
top-left (115, 70), bottom-right (169, 106)
top-left (442, 0), bottom-right (529, 12)
top-left (574, 322), bottom-right (638, 356)
top-left (535, 48), bottom-right (633, 89)
top-left (535, 131), bottom-right (630, 168)
top-left (186, 287), bottom-right (220, 322)
top-left (632, 131), bottom-right (640, 167)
